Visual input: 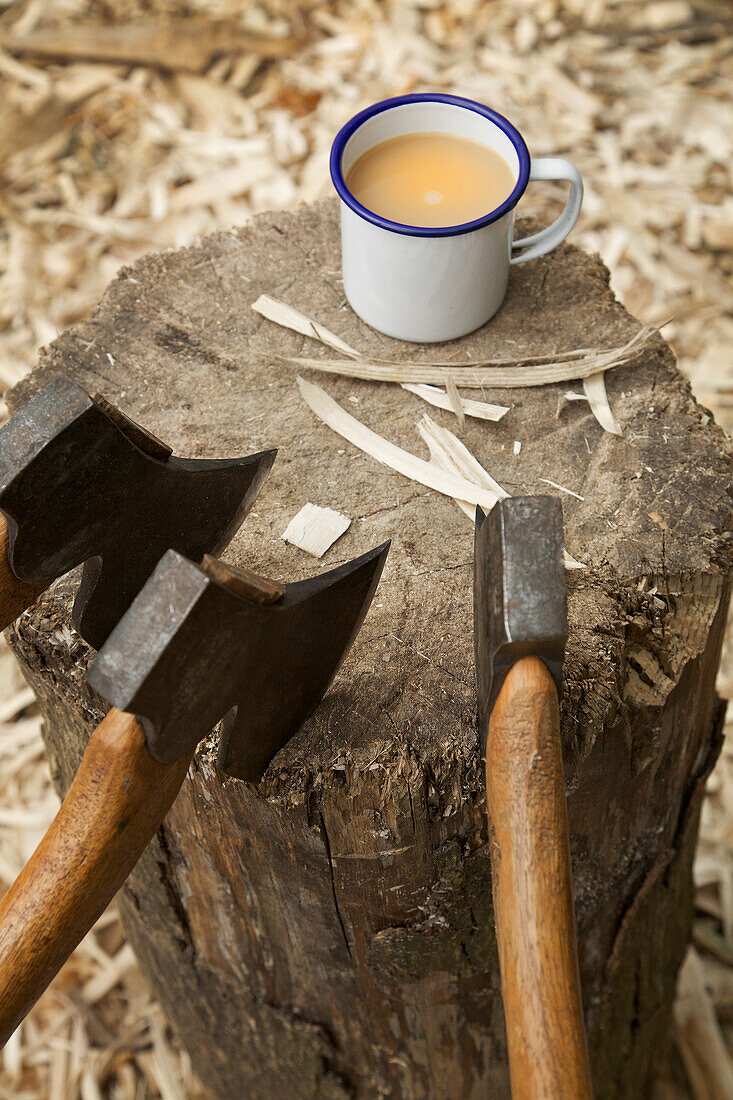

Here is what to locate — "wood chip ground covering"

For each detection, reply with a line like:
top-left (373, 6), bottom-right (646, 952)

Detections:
top-left (0, 1), bottom-right (731, 1096)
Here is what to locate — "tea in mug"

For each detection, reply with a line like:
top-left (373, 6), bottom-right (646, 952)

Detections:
top-left (345, 131), bottom-right (516, 228)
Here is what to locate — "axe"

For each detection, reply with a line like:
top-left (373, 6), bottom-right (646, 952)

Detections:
top-left (474, 497), bottom-right (593, 1099)
top-left (0, 540), bottom-right (388, 1043)
top-left (0, 375), bottom-right (275, 647)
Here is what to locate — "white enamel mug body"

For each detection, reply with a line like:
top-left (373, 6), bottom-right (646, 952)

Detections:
top-left (330, 94), bottom-right (583, 343)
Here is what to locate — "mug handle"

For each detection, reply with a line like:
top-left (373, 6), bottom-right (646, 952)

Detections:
top-left (510, 157), bottom-right (583, 265)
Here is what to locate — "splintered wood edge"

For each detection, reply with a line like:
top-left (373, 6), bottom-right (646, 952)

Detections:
top-left (200, 554), bottom-right (285, 605)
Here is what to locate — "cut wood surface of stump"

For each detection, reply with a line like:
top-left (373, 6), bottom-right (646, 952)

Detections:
top-left (6, 198), bottom-right (733, 1099)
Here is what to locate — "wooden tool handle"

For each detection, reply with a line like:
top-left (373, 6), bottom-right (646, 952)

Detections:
top-left (0, 708), bottom-right (192, 1045)
top-left (0, 513), bottom-right (47, 630)
top-left (485, 656), bottom-right (593, 1100)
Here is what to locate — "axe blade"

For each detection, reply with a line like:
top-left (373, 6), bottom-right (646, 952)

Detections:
top-left (88, 542), bottom-right (390, 781)
top-left (473, 497), bottom-right (566, 754)
top-left (0, 376), bottom-right (275, 648)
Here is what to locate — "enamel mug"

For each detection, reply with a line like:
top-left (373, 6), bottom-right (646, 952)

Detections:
top-left (330, 93), bottom-right (583, 343)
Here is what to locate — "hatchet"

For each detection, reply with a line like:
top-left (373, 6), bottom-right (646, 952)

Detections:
top-left (474, 496), bottom-right (593, 1099)
top-left (0, 540), bottom-right (388, 1043)
top-left (0, 375), bottom-right (275, 646)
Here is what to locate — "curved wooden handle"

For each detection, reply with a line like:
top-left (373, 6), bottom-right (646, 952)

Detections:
top-left (485, 656), bottom-right (593, 1100)
top-left (0, 708), bottom-right (192, 1045)
top-left (0, 513), bottom-right (47, 630)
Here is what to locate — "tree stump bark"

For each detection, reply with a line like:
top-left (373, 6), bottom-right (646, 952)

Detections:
top-left (6, 198), bottom-right (733, 1099)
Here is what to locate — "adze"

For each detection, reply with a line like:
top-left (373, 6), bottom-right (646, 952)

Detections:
top-left (0, 540), bottom-right (388, 1044)
top-left (474, 496), bottom-right (593, 1099)
top-left (0, 374), bottom-right (275, 647)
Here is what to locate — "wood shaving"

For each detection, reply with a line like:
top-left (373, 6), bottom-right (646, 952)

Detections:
top-left (418, 416), bottom-right (585, 569)
top-left (255, 295), bottom-right (651, 369)
top-left (281, 502), bottom-right (351, 557)
top-left (417, 415), bottom-right (508, 500)
top-left (582, 371), bottom-right (623, 435)
top-left (539, 478), bottom-right (585, 501)
top-left (254, 292), bottom-right (656, 385)
top-left (557, 392), bottom-right (590, 418)
top-left (299, 384), bottom-right (586, 569)
top-left (444, 373), bottom-right (465, 430)
top-left (252, 294), bottom-right (360, 358)
top-left (279, 326), bottom-right (655, 387)
top-left (298, 377), bottom-right (502, 510)
top-left (401, 383), bottom-right (509, 422)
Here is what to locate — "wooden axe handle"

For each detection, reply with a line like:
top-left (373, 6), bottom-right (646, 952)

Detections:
top-left (0, 514), bottom-right (47, 631)
top-left (485, 656), bottom-right (593, 1100)
top-left (0, 707), bottom-right (192, 1045)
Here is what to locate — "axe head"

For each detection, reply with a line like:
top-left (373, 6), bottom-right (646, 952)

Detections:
top-left (474, 496), bottom-right (566, 754)
top-left (0, 376), bottom-right (275, 648)
top-left (88, 542), bottom-right (390, 782)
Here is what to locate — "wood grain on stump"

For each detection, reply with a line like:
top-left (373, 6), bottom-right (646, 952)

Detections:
top-left (6, 199), bottom-right (733, 1099)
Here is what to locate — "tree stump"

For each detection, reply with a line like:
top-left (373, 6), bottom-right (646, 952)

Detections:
top-left (6, 198), bottom-right (733, 1099)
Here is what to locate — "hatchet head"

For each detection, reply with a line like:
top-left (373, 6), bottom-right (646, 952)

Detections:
top-left (0, 376), bottom-right (275, 648)
top-left (87, 542), bottom-right (390, 781)
top-left (474, 496), bottom-right (567, 755)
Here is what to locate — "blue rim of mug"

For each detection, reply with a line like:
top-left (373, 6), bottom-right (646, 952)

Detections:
top-left (329, 93), bottom-right (531, 238)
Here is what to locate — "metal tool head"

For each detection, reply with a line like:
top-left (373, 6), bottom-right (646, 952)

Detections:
top-left (0, 376), bottom-right (275, 648)
top-left (474, 496), bottom-right (567, 753)
top-left (88, 541), bottom-right (390, 781)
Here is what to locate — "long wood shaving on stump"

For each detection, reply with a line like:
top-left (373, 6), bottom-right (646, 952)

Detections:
top-left (256, 298), bottom-right (624, 434)
top-left (254, 294), bottom-right (655, 390)
top-left (280, 335), bottom-right (654, 387)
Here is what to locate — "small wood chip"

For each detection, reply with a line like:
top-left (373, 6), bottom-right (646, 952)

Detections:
top-left (282, 502), bottom-right (352, 557)
top-left (81, 943), bottom-right (138, 1006)
top-left (0, 686), bottom-right (35, 723)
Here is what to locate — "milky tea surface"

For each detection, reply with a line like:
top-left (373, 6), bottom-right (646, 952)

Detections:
top-left (345, 131), bottom-right (516, 228)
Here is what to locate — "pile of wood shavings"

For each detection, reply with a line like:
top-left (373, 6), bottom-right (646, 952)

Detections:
top-left (0, 1), bottom-right (731, 1094)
